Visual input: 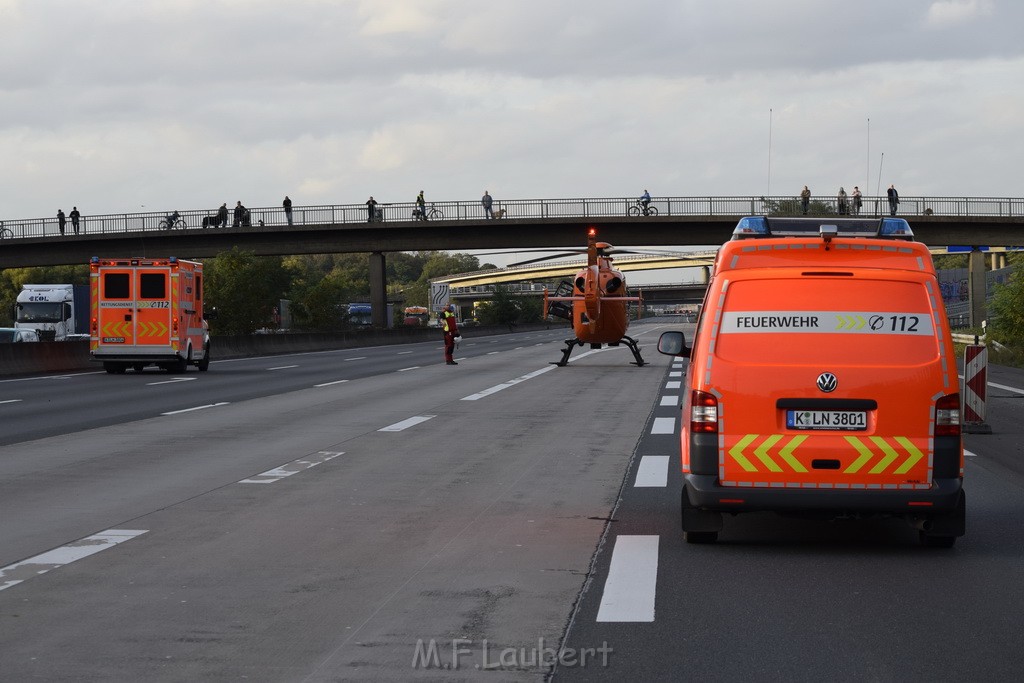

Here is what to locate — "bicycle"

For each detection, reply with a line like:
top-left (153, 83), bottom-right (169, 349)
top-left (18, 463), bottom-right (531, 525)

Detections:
top-left (627, 199), bottom-right (658, 217)
top-left (158, 215), bottom-right (187, 230)
top-left (412, 203), bottom-right (443, 221)
top-left (0, 221), bottom-right (12, 239)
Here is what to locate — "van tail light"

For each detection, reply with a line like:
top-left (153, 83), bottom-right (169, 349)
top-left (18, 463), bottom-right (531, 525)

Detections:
top-left (690, 390), bottom-right (719, 434)
top-left (935, 393), bottom-right (961, 437)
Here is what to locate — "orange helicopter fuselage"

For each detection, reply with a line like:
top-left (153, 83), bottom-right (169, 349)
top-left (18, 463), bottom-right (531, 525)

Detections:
top-left (569, 257), bottom-right (632, 343)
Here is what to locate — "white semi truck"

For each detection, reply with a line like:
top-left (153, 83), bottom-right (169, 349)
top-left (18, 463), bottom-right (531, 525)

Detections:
top-left (14, 284), bottom-right (90, 341)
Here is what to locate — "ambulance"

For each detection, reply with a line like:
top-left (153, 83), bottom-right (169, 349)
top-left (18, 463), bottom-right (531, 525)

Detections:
top-left (658, 217), bottom-right (964, 547)
top-left (90, 256), bottom-right (211, 374)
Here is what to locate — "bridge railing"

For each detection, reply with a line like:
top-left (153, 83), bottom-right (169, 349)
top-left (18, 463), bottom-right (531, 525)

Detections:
top-left (2, 195), bottom-right (1024, 241)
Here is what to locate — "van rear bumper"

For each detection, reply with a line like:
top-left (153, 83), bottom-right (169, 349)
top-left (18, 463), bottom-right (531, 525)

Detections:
top-left (685, 474), bottom-right (963, 515)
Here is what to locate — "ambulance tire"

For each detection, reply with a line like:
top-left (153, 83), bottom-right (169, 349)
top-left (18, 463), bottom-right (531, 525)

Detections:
top-left (166, 356), bottom-right (188, 373)
top-left (133, 363), bottom-right (146, 373)
top-left (197, 343), bottom-right (210, 372)
top-left (919, 489), bottom-right (965, 549)
top-left (104, 362), bottom-right (127, 374)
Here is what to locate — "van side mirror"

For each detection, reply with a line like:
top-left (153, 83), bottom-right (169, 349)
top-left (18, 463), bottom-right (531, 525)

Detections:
top-left (657, 330), bottom-right (691, 358)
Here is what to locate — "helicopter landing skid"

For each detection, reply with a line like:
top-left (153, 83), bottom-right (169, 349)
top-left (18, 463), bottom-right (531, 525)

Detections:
top-left (551, 335), bottom-right (646, 367)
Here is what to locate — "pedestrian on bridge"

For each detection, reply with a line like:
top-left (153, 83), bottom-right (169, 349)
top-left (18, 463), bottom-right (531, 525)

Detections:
top-left (837, 187), bottom-right (848, 215)
top-left (69, 207), bottom-right (81, 234)
top-left (482, 190), bottom-right (493, 219)
top-left (233, 201), bottom-right (247, 228)
top-left (800, 186), bottom-right (811, 215)
top-left (367, 196), bottom-right (378, 222)
top-left (57, 209), bottom-right (66, 236)
top-left (283, 196), bottom-right (292, 225)
top-left (887, 184), bottom-right (900, 215)
top-left (216, 203), bottom-right (228, 228)
top-left (852, 186), bottom-right (863, 215)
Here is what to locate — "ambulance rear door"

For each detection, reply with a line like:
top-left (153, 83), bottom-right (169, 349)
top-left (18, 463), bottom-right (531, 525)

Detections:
top-left (96, 265), bottom-right (173, 353)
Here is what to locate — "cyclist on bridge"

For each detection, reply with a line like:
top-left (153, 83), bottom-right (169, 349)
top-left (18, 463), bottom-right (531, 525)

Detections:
top-left (640, 189), bottom-right (651, 212)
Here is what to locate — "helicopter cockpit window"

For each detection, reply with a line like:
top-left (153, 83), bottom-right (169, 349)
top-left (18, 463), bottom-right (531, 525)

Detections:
top-left (606, 277), bottom-right (622, 293)
top-left (575, 277), bottom-right (586, 292)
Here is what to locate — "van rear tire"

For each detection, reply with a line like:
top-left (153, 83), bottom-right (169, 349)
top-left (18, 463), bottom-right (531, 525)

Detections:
top-left (103, 362), bottom-right (127, 374)
top-left (684, 531), bottom-right (719, 544)
top-left (197, 343), bottom-right (210, 371)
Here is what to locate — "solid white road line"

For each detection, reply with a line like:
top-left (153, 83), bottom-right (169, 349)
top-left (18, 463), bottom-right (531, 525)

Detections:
top-left (651, 417), bottom-right (676, 435)
top-left (635, 456), bottom-right (670, 487)
top-left (987, 381), bottom-right (1024, 396)
top-left (0, 529), bottom-right (148, 592)
top-left (239, 451), bottom-right (344, 484)
top-left (379, 415), bottom-right (436, 432)
top-left (596, 535), bottom-right (659, 622)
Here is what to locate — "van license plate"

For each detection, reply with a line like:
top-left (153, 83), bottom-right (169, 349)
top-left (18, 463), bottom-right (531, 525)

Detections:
top-left (787, 410), bottom-right (866, 431)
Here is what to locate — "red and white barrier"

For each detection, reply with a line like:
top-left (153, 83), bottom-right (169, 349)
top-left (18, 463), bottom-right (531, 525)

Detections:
top-left (963, 344), bottom-right (992, 434)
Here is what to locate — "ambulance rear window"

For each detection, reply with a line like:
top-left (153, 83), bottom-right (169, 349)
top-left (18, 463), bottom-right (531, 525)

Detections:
top-left (104, 273), bottom-right (130, 299)
top-left (140, 273), bottom-right (166, 299)
top-left (716, 278), bottom-right (940, 365)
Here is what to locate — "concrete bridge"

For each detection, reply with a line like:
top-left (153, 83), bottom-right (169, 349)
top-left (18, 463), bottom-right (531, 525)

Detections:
top-left (2, 195), bottom-right (1022, 327)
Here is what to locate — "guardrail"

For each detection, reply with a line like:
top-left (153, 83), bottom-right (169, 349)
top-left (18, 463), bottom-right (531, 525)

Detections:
top-left (2, 195), bottom-right (1023, 241)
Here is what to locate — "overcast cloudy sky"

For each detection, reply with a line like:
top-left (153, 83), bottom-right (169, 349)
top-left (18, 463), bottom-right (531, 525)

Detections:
top-left (2, 0), bottom-right (1022, 221)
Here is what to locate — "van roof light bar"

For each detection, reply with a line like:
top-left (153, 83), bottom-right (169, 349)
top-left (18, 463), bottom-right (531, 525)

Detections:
top-left (732, 216), bottom-right (914, 240)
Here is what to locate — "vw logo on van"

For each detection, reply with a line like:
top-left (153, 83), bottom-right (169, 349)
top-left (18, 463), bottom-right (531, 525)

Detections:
top-left (816, 372), bottom-right (838, 393)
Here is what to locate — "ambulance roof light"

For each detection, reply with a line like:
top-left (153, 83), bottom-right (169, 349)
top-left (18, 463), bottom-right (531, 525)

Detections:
top-left (732, 216), bottom-right (915, 240)
top-left (733, 216), bottom-right (769, 238)
top-left (880, 218), bottom-right (914, 238)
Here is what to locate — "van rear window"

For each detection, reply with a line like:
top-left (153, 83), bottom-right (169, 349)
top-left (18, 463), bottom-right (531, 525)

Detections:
top-left (716, 278), bottom-right (939, 365)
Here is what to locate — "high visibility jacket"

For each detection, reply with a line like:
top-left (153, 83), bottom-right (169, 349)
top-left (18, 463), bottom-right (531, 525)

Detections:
top-left (442, 311), bottom-right (458, 334)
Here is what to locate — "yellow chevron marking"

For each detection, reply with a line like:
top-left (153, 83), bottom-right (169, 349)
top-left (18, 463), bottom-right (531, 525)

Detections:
top-left (844, 436), bottom-right (874, 473)
top-left (853, 315), bottom-right (866, 330)
top-left (868, 437), bottom-right (900, 474)
top-left (753, 435), bottom-right (784, 472)
top-left (778, 435), bottom-right (808, 472)
top-left (729, 434), bottom-right (759, 472)
top-left (893, 436), bottom-right (924, 474)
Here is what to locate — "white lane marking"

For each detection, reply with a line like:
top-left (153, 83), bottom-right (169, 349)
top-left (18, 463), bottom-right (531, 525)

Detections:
top-left (965, 450), bottom-right (977, 457)
top-left (987, 381), bottom-right (1024, 396)
top-left (397, 351), bottom-right (413, 355)
top-left (146, 377), bottom-right (196, 386)
top-left (0, 529), bottom-right (148, 592)
top-left (161, 402), bottom-right (229, 415)
top-left (487, 351), bottom-right (500, 355)
top-left (315, 379), bottom-right (349, 387)
top-left (397, 366), bottom-right (420, 372)
top-left (669, 371), bottom-right (683, 377)
top-left (0, 399), bottom-right (22, 404)
top-left (651, 417), bottom-right (676, 435)
top-left (379, 415), bottom-right (436, 432)
top-left (461, 367), bottom-right (556, 401)
top-left (344, 357), bottom-right (366, 361)
top-left (635, 456), bottom-right (670, 487)
top-left (665, 381), bottom-right (682, 390)
top-left (268, 365), bottom-right (299, 370)
top-left (239, 451), bottom-right (344, 484)
top-left (596, 535), bottom-right (659, 622)
top-left (660, 395), bottom-right (677, 407)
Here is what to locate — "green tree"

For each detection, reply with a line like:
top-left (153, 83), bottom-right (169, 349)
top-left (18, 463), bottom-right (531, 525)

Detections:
top-left (988, 267), bottom-right (1024, 344)
top-left (476, 285), bottom-right (542, 326)
top-left (205, 248), bottom-right (292, 335)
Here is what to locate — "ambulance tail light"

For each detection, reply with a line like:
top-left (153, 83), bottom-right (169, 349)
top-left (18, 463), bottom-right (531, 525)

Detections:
top-left (935, 393), bottom-right (961, 437)
top-left (690, 390), bottom-right (719, 434)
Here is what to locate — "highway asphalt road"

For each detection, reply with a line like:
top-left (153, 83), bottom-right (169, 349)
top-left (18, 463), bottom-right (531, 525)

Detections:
top-left (2, 322), bottom-right (1024, 681)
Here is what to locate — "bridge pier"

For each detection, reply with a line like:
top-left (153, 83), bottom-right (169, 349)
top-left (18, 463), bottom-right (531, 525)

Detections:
top-left (368, 251), bottom-right (388, 328)
top-left (968, 248), bottom-right (987, 328)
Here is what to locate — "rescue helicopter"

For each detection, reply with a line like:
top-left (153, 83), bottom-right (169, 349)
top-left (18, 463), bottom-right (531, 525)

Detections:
top-left (509, 227), bottom-right (647, 367)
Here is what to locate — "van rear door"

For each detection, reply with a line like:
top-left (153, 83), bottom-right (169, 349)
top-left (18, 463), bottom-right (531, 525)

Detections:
top-left (712, 273), bottom-right (948, 491)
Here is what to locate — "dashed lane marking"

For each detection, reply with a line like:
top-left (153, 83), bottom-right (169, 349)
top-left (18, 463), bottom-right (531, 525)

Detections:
top-left (651, 417), bottom-right (675, 435)
top-left (344, 357), bottom-right (366, 361)
top-left (596, 535), bottom-right (659, 622)
top-left (665, 381), bottom-right (682, 390)
top-left (0, 529), bottom-right (148, 592)
top-left (0, 399), bottom-right (22, 404)
top-left (634, 456), bottom-right (670, 487)
top-left (239, 451), bottom-right (344, 484)
top-left (397, 366), bottom-right (420, 372)
top-left (161, 402), bottom-right (229, 415)
top-left (146, 377), bottom-right (196, 386)
top-left (379, 415), bottom-right (437, 432)
top-left (268, 365), bottom-right (299, 370)
top-left (315, 379), bottom-right (349, 387)
top-left (660, 395), bottom-right (678, 407)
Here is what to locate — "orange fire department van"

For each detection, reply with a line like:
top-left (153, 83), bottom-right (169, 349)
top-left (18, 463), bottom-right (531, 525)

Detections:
top-left (90, 256), bottom-right (211, 374)
top-left (658, 216), bottom-right (964, 547)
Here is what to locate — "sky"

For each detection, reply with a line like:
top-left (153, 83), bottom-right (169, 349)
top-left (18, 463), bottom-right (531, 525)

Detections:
top-left (2, 0), bottom-right (1022, 231)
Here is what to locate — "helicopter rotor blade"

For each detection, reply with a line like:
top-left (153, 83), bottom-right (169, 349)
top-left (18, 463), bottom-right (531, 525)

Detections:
top-left (506, 251), bottom-right (588, 267)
